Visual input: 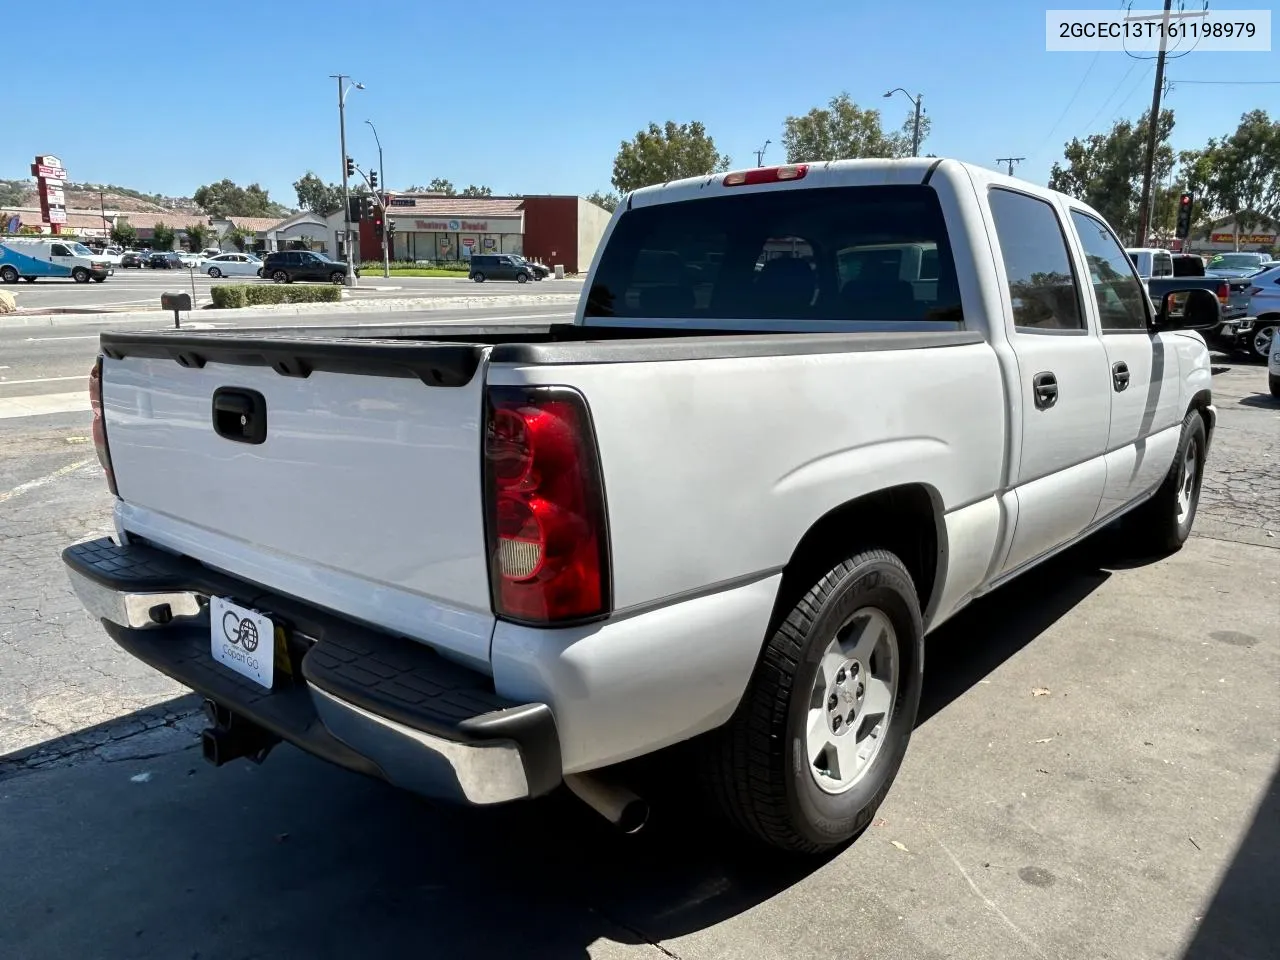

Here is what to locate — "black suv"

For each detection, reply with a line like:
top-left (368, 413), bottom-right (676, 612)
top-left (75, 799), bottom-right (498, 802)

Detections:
top-left (262, 251), bottom-right (359, 284)
top-left (469, 254), bottom-right (534, 283)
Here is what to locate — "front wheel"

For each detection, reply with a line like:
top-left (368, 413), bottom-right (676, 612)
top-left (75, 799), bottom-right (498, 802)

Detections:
top-left (0, 266), bottom-right (17, 284)
top-left (1248, 321), bottom-right (1276, 364)
top-left (72, 267), bottom-right (90, 283)
top-left (272, 270), bottom-right (288, 283)
top-left (701, 549), bottom-right (923, 853)
top-left (330, 271), bottom-right (346, 285)
top-left (516, 272), bottom-right (529, 284)
top-left (1129, 409), bottom-right (1206, 554)
top-left (208, 267), bottom-right (222, 279)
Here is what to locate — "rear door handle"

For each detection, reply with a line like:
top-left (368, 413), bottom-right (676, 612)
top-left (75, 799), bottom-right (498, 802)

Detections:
top-left (1032, 372), bottom-right (1058, 410)
top-left (212, 387), bottom-right (267, 444)
top-left (1112, 361), bottom-right (1130, 392)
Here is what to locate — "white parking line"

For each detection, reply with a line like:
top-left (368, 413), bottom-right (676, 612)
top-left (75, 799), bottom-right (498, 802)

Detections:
top-left (0, 375), bottom-right (87, 385)
top-left (0, 457), bottom-right (96, 503)
top-left (24, 335), bottom-right (99, 342)
top-left (0, 391), bottom-right (88, 420)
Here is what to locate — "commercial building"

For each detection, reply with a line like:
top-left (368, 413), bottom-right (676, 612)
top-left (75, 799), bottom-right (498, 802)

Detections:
top-left (358, 194), bottom-right (612, 273)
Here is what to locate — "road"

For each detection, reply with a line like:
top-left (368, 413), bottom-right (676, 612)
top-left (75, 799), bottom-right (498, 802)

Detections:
top-left (0, 326), bottom-right (1276, 959)
top-left (3, 269), bottom-right (583, 312)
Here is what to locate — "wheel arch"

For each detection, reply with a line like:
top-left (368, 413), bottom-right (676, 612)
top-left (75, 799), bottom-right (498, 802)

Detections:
top-left (767, 483), bottom-right (948, 637)
top-left (1187, 388), bottom-right (1214, 448)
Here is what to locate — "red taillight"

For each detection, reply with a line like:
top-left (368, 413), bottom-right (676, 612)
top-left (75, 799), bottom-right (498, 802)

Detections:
top-left (483, 387), bottom-right (609, 624)
top-left (723, 164), bottom-right (809, 187)
top-left (88, 357), bottom-right (119, 496)
top-left (1217, 282), bottom-right (1230, 304)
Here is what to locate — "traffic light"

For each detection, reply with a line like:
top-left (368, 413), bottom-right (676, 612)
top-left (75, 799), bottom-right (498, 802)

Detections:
top-left (373, 206), bottom-right (384, 241)
top-left (1176, 192), bottom-right (1194, 240)
top-left (362, 195), bottom-right (374, 220)
top-left (369, 170), bottom-right (378, 190)
top-left (345, 156), bottom-right (355, 178)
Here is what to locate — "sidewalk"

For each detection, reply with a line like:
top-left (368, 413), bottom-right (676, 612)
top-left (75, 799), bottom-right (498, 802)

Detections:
top-left (0, 291), bottom-right (582, 329)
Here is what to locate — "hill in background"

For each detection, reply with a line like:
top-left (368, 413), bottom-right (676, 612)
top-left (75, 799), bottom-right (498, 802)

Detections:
top-left (0, 178), bottom-right (200, 215)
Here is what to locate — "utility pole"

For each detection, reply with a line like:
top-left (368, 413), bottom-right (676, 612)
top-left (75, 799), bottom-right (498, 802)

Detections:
top-left (330, 74), bottom-right (363, 285)
top-left (884, 88), bottom-right (924, 157)
top-left (996, 157), bottom-right (1025, 177)
top-left (1130, 0), bottom-right (1205, 247)
top-left (754, 140), bottom-right (771, 167)
top-left (366, 119), bottom-right (389, 279)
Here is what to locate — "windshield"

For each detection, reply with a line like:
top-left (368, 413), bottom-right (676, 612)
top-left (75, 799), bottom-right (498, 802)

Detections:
top-left (1210, 253), bottom-right (1264, 269)
top-left (70, 243), bottom-right (94, 257)
top-left (585, 185), bottom-right (962, 325)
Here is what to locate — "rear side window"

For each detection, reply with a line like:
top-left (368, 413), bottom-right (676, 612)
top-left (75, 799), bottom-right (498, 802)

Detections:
top-left (584, 185), bottom-right (962, 325)
top-left (988, 188), bottom-right (1083, 331)
top-left (1070, 211), bottom-right (1150, 332)
top-left (1154, 251), bottom-right (1174, 277)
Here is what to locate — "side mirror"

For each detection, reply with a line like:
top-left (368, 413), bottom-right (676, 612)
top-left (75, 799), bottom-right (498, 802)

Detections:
top-left (1154, 287), bottom-right (1220, 331)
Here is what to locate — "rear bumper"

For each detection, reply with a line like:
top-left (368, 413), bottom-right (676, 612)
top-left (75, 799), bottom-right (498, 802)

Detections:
top-left (63, 537), bottom-right (561, 805)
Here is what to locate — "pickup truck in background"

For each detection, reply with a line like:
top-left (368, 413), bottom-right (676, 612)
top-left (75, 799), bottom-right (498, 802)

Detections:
top-left (1129, 247), bottom-right (1257, 358)
top-left (66, 159), bottom-right (1222, 855)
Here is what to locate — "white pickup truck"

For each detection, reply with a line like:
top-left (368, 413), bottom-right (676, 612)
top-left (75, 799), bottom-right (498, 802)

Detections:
top-left (66, 159), bottom-right (1220, 854)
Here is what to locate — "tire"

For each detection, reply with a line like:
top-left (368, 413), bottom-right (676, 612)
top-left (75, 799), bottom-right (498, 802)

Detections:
top-left (701, 549), bottom-right (924, 853)
top-left (0, 266), bottom-right (17, 284)
top-left (91, 276), bottom-right (105, 283)
top-left (208, 267), bottom-right (222, 279)
top-left (1269, 374), bottom-right (1279, 398)
top-left (472, 272), bottom-right (485, 283)
top-left (1129, 409), bottom-right (1207, 554)
top-left (517, 272), bottom-right (529, 284)
top-left (257, 268), bottom-right (263, 278)
top-left (272, 270), bottom-right (288, 283)
top-left (72, 267), bottom-right (90, 283)
top-left (1247, 320), bottom-right (1276, 364)
top-left (330, 271), bottom-right (345, 285)
top-left (22, 276), bottom-right (36, 283)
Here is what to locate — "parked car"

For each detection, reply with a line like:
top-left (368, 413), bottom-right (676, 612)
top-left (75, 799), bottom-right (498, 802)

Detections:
top-left (147, 251), bottom-right (185, 269)
top-left (468, 253), bottom-right (535, 283)
top-left (1125, 247), bottom-right (1175, 280)
top-left (177, 251), bottom-right (204, 269)
top-left (0, 237), bottom-right (112, 283)
top-left (262, 250), bottom-right (357, 284)
top-left (92, 246), bottom-right (124, 267)
top-left (1171, 253), bottom-right (1207, 277)
top-left (1146, 269), bottom-right (1254, 356)
top-left (202, 248), bottom-right (223, 258)
top-left (120, 251), bottom-right (146, 268)
top-left (1244, 264), bottom-right (1280, 364)
top-left (204, 253), bottom-right (264, 279)
top-left (66, 158), bottom-right (1221, 856)
top-left (1270, 319), bottom-right (1280, 397)
top-left (1205, 251), bottom-right (1272, 278)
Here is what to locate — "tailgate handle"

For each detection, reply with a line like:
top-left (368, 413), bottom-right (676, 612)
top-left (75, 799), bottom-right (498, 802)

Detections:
top-left (212, 388), bottom-right (267, 444)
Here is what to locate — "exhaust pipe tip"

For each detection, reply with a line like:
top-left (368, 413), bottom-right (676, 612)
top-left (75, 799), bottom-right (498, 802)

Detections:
top-left (564, 773), bottom-right (649, 834)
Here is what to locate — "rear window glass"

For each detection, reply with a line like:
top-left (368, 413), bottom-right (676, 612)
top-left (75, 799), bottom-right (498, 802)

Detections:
top-left (584, 185), bottom-right (962, 325)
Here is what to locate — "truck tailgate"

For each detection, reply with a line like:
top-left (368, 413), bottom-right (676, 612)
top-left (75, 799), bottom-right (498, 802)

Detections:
top-left (99, 333), bottom-right (496, 661)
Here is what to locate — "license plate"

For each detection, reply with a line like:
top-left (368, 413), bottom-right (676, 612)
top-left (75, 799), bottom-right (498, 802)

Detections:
top-left (210, 596), bottom-right (275, 689)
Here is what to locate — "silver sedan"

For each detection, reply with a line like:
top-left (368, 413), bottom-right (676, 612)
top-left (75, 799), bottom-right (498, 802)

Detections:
top-left (204, 253), bottom-right (264, 279)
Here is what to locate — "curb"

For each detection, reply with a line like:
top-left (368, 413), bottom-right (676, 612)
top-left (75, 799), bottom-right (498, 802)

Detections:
top-left (0, 293), bottom-right (581, 328)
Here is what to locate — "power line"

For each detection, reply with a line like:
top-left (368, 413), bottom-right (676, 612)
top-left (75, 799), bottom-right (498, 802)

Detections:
top-left (996, 157), bottom-right (1026, 177)
top-left (1037, 49), bottom-right (1102, 157)
top-left (1167, 79), bottom-right (1280, 85)
top-left (1077, 59), bottom-right (1141, 139)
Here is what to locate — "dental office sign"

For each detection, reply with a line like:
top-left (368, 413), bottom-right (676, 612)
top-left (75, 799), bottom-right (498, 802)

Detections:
top-left (31, 154), bottom-right (69, 231)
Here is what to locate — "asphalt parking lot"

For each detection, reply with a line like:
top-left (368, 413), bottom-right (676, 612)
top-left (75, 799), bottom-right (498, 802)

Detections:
top-left (0, 329), bottom-right (1275, 959)
top-left (3, 268), bottom-right (584, 313)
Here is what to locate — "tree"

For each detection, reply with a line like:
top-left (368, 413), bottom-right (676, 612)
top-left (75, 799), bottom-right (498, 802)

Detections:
top-left (428, 178), bottom-right (456, 196)
top-left (586, 190), bottom-right (620, 213)
top-left (192, 178), bottom-right (289, 218)
top-left (460, 184), bottom-right (493, 197)
top-left (110, 221), bottom-right (137, 247)
top-left (293, 171), bottom-right (344, 215)
top-left (782, 93), bottom-right (931, 163)
top-left (1048, 109), bottom-right (1176, 243)
top-left (226, 225), bottom-right (254, 252)
top-left (152, 222), bottom-right (176, 251)
top-left (185, 222), bottom-right (209, 251)
top-left (611, 121), bottom-right (731, 194)
top-left (1193, 111), bottom-right (1280, 249)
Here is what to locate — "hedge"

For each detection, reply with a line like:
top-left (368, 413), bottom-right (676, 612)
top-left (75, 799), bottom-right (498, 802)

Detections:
top-left (358, 259), bottom-right (470, 272)
top-left (210, 285), bottom-right (343, 309)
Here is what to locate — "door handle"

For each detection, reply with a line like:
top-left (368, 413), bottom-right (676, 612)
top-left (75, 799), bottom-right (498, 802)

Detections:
top-left (1112, 361), bottom-right (1130, 392)
top-left (212, 387), bottom-right (267, 444)
top-left (1032, 372), bottom-right (1058, 410)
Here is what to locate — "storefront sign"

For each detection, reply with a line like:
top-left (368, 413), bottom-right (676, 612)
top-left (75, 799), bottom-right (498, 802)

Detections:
top-left (32, 154), bottom-right (68, 234)
top-left (389, 197), bottom-right (415, 207)
top-left (400, 215), bottom-right (523, 235)
top-left (1210, 232), bottom-right (1276, 245)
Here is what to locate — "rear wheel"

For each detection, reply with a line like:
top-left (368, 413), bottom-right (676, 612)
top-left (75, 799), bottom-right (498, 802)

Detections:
top-left (208, 267), bottom-right (222, 279)
top-left (91, 276), bottom-right (105, 283)
top-left (472, 272), bottom-right (485, 283)
top-left (1129, 409), bottom-right (1206, 554)
top-left (701, 549), bottom-right (923, 853)
top-left (272, 270), bottom-right (288, 283)
top-left (0, 266), bottom-right (17, 284)
top-left (72, 267), bottom-right (89, 283)
top-left (1248, 320), bottom-right (1276, 363)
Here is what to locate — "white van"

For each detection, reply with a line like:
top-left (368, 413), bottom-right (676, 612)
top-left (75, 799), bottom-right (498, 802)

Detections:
top-left (0, 238), bottom-right (114, 284)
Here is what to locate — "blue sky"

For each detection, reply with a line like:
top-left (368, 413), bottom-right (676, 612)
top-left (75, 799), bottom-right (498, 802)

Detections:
top-left (4, 0), bottom-right (1276, 204)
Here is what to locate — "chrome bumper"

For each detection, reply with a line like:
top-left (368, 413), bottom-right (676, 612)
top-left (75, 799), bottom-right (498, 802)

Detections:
top-left (65, 559), bottom-right (553, 806)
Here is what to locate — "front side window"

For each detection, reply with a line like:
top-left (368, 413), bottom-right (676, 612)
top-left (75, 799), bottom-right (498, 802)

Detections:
top-left (585, 185), bottom-right (963, 325)
top-left (988, 188), bottom-right (1083, 331)
top-left (1070, 211), bottom-right (1150, 332)
top-left (51, 244), bottom-right (70, 257)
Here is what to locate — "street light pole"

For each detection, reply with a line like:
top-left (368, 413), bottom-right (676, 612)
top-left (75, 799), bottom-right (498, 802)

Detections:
top-left (883, 87), bottom-right (924, 157)
top-left (330, 74), bottom-right (363, 286)
top-left (366, 119), bottom-right (389, 279)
